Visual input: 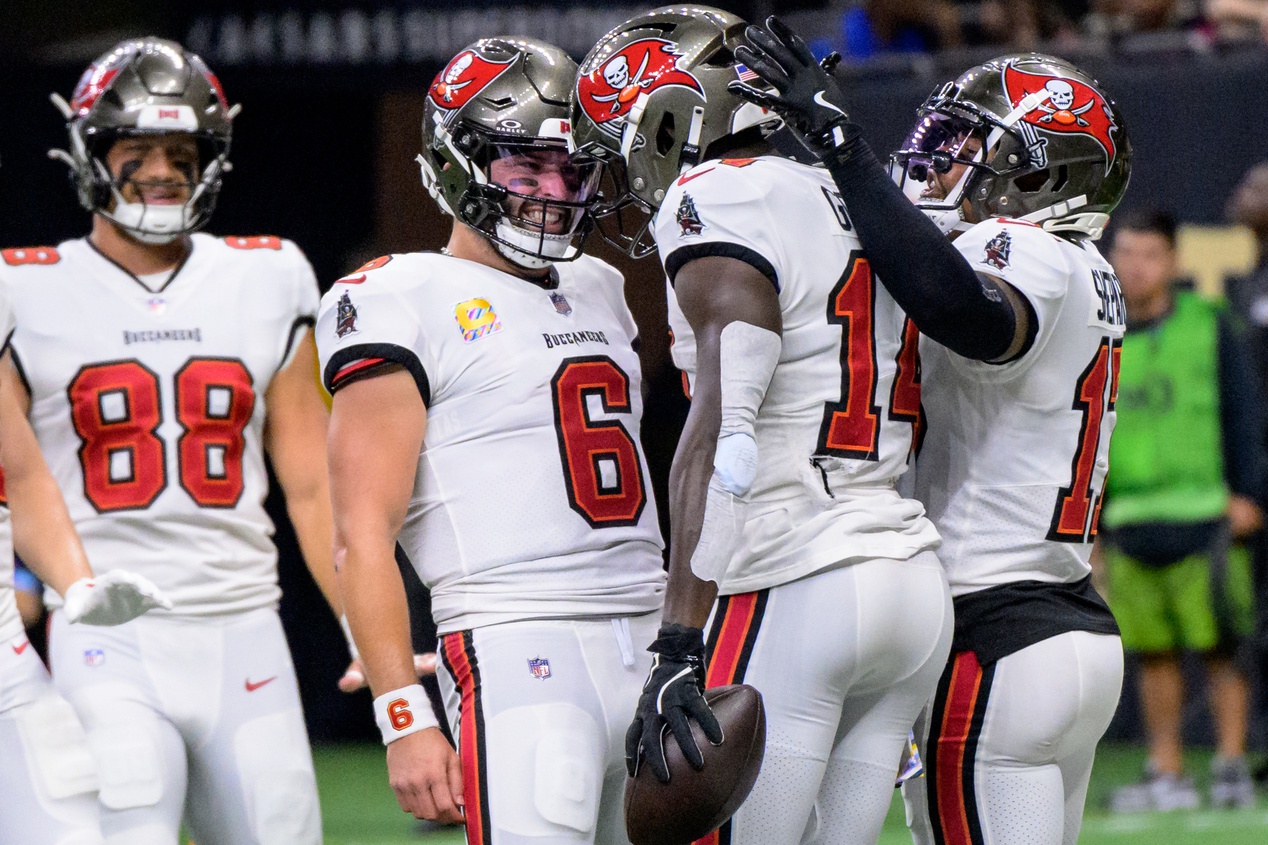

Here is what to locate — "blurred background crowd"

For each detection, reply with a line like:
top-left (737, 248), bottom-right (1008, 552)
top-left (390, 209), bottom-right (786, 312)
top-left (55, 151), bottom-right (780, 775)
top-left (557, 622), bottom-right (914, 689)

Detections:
top-left (2, 0), bottom-right (1268, 822)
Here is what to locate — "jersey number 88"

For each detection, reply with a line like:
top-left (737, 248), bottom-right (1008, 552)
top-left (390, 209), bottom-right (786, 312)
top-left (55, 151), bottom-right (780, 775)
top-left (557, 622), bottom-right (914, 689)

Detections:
top-left (68, 358), bottom-right (255, 512)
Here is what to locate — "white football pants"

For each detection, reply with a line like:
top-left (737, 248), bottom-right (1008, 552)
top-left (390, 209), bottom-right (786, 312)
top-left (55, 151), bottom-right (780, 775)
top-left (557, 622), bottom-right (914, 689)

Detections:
top-left (700, 551), bottom-right (953, 845)
top-left (49, 607), bottom-right (321, 845)
top-left (903, 630), bottom-right (1124, 845)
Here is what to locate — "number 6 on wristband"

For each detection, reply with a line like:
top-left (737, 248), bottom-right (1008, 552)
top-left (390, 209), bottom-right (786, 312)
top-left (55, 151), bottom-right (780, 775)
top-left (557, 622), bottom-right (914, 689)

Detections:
top-left (374, 684), bottom-right (439, 745)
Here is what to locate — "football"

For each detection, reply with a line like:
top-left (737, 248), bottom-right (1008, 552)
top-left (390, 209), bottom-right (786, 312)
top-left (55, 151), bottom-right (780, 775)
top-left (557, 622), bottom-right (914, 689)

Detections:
top-left (624, 684), bottom-right (766, 845)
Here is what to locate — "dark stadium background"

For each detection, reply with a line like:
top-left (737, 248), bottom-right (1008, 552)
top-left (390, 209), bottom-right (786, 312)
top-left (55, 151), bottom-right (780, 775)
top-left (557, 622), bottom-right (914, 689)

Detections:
top-left (1, 0), bottom-right (1265, 748)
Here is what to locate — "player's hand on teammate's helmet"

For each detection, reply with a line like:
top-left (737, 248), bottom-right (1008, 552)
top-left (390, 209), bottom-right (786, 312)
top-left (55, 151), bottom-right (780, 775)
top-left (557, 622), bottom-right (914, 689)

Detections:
top-left (626, 623), bottom-right (723, 783)
top-left (338, 653), bottom-right (438, 693)
top-left (62, 569), bottom-right (172, 626)
top-left (728, 16), bottom-right (852, 151)
top-left (386, 727), bottom-right (465, 823)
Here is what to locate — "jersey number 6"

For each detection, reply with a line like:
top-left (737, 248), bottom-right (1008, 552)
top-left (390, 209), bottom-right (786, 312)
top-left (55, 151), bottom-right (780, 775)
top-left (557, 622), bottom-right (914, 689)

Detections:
top-left (68, 358), bottom-right (255, 513)
top-left (551, 356), bottom-right (647, 528)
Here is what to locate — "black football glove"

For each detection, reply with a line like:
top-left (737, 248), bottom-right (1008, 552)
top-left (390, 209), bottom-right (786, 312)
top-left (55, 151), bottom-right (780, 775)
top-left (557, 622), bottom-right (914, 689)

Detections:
top-left (728, 16), bottom-right (855, 152)
top-left (625, 623), bottom-right (724, 783)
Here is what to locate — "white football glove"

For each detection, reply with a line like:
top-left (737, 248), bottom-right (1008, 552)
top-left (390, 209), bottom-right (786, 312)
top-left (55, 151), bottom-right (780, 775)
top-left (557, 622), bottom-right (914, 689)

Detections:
top-left (63, 570), bottom-right (172, 625)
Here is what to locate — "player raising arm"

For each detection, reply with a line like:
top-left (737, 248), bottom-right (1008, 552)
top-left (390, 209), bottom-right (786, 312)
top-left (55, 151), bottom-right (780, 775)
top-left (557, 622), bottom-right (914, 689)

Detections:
top-left (735, 21), bottom-right (1130, 845)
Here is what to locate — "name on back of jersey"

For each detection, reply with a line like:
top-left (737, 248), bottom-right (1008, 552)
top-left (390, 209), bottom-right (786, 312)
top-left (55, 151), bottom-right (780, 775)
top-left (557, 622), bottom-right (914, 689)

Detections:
top-left (1090, 268), bottom-right (1126, 330)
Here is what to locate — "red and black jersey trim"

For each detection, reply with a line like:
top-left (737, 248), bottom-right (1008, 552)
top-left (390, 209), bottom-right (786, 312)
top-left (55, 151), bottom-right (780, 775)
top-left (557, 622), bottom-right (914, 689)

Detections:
top-left (925, 650), bottom-right (996, 845)
top-left (664, 243), bottom-right (779, 292)
top-left (694, 589), bottom-right (769, 845)
top-left (440, 631), bottom-right (492, 845)
top-left (323, 342), bottom-right (430, 405)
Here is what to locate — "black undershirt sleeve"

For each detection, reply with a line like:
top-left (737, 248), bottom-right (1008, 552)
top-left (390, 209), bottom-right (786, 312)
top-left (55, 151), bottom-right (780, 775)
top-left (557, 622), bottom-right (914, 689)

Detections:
top-left (820, 130), bottom-right (1027, 362)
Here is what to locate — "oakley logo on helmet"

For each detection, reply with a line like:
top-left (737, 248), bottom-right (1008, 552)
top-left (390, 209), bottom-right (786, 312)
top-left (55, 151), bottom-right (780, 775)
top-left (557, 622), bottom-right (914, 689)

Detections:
top-left (429, 49), bottom-right (516, 111)
top-left (70, 65), bottom-right (120, 116)
top-left (1002, 64), bottom-right (1118, 172)
top-left (576, 38), bottom-right (704, 135)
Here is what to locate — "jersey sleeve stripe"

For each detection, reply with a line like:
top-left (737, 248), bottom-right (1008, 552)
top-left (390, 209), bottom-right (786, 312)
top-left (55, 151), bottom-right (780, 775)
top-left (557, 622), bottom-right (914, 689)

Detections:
top-left (664, 242), bottom-right (779, 292)
top-left (322, 343), bottom-right (431, 405)
top-left (331, 357), bottom-right (389, 386)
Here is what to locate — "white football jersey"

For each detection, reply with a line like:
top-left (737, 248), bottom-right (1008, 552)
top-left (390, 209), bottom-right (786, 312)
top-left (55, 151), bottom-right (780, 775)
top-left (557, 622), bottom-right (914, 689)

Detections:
top-left (0, 235), bottom-right (319, 616)
top-left (658, 157), bottom-right (939, 595)
top-left (315, 252), bottom-right (665, 635)
top-left (912, 219), bottom-right (1126, 596)
top-left (0, 276), bottom-right (18, 642)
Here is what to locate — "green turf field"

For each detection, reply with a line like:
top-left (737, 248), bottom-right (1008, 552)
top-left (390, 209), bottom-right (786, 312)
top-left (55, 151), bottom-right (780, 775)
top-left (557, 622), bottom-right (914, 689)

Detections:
top-left (315, 743), bottom-right (1268, 844)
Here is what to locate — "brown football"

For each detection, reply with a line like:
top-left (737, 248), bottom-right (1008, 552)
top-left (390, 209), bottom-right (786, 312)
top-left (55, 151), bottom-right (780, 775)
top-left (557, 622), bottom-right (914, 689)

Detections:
top-left (624, 684), bottom-right (766, 845)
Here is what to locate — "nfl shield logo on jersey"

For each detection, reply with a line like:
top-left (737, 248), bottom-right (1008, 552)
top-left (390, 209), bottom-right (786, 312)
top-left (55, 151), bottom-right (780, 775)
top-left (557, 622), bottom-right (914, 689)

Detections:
top-left (549, 291), bottom-right (572, 317)
top-left (83, 648), bottom-right (105, 667)
top-left (336, 291), bottom-right (359, 338)
top-left (528, 657), bottom-right (551, 680)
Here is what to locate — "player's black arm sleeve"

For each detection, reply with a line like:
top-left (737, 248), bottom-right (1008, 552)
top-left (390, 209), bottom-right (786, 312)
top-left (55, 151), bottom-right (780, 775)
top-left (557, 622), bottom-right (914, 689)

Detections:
top-left (820, 134), bottom-right (1031, 362)
top-left (1217, 311), bottom-right (1268, 504)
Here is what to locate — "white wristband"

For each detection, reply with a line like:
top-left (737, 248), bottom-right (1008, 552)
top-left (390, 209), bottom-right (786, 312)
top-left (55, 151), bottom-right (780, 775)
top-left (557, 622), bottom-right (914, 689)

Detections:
top-left (373, 684), bottom-right (438, 745)
top-left (339, 614), bottom-right (359, 660)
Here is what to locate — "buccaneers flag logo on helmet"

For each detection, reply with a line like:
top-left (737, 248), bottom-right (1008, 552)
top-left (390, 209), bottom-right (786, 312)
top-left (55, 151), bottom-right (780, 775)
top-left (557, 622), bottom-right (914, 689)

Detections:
top-left (70, 65), bottom-right (120, 116)
top-left (576, 38), bottom-right (704, 136)
top-left (1002, 64), bottom-right (1118, 171)
top-left (429, 49), bottom-right (516, 111)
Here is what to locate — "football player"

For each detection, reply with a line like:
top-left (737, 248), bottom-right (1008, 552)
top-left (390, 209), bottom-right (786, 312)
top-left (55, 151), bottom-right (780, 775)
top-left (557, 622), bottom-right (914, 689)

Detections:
top-left (0, 38), bottom-right (342, 844)
top-left (0, 273), bottom-right (170, 841)
top-left (319, 38), bottom-right (666, 841)
top-left (733, 20), bottom-right (1129, 845)
top-left (572, 8), bottom-right (954, 843)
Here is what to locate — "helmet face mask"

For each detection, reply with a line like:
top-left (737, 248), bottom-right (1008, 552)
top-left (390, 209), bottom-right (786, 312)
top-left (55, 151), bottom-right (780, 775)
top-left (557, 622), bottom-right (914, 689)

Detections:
top-left (419, 38), bottom-right (600, 270)
top-left (891, 113), bottom-right (994, 235)
top-left (52, 38), bottom-right (234, 244)
top-left (890, 54), bottom-right (1131, 240)
top-left (570, 5), bottom-right (782, 258)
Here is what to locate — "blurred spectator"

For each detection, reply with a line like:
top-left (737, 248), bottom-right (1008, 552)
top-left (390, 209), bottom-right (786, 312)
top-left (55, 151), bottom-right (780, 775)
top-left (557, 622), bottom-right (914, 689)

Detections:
top-left (842, 0), bottom-right (965, 58)
top-left (1225, 161), bottom-right (1268, 396)
top-left (1206, 0), bottom-right (1268, 41)
top-left (1224, 160), bottom-right (1268, 781)
top-left (1101, 210), bottom-right (1264, 812)
top-left (1086, 0), bottom-right (1206, 35)
top-left (968, 0), bottom-right (1094, 47)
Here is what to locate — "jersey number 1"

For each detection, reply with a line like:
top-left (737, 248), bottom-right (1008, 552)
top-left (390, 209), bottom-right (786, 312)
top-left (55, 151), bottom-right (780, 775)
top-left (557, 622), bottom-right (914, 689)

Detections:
top-left (1048, 337), bottom-right (1121, 542)
top-left (551, 356), bottom-right (647, 528)
top-left (817, 254), bottom-right (924, 460)
top-left (69, 358), bottom-right (255, 513)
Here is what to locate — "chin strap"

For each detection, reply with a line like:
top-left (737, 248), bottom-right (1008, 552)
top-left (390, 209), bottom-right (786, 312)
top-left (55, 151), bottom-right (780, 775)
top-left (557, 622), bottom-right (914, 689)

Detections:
top-left (1019, 195), bottom-right (1110, 239)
